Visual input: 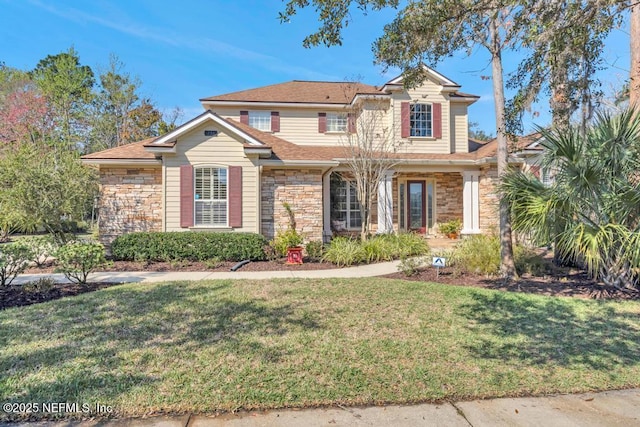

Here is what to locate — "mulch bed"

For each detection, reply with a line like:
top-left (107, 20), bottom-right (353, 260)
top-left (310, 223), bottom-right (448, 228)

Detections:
top-left (0, 282), bottom-right (121, 310)
top-left (383, 267), bottom-right (640, 300)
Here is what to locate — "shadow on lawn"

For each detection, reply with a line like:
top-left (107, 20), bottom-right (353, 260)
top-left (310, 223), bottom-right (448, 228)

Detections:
top-left (460, 291), bottom-right (640, 370)
top-left (0, 281), bottom-right (322, 407)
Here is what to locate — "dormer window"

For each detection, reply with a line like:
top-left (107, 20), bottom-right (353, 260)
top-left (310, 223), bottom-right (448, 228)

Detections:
top-left (248, 111), bottom-right (271, 131)
top-left (410, 104), bottom-right (432, 137)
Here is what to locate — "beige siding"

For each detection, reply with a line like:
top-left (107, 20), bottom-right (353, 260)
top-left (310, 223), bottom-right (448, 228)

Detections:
top-left (451, 102), bottom-right (469, 153)
top-left (211, 106), bottom-right (355, 146)
top-left (392, 79), bottom-right (452, 154)
top-left (164, 122), bottom-right (259, 233)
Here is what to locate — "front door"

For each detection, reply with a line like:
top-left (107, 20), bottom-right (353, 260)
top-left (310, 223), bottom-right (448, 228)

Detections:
top-left (407, 180), bottom-right (426, 233)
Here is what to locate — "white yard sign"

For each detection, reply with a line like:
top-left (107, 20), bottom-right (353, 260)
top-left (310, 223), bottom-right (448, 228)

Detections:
top-left (432, 257), bottom-right (446, 268)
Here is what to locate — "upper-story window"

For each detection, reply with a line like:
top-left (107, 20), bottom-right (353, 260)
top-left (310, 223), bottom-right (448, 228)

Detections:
top-left (327, 112), bottom-right (348, 132)
top-left (194, 167), bottom-right (227, 227)
top-left (248, 111), bottom-right (271, 131)
top-left (410, 104), bottom-right (432, 137)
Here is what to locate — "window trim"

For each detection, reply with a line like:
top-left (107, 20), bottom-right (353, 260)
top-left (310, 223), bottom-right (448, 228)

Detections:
top-left (332, 177), bottom-right (362, 231)
top-left (248, 110), bottom-right (272, 131)
top-left (409, 103), bottom-right (433, 138)
top-left (194, 165), bottom-right (229, 228)
top-left (326, 112), bottom-right (348, 133)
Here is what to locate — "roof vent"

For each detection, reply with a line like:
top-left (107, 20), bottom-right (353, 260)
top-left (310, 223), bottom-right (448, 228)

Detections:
top-left (204, 130), bottom-right (218, 137)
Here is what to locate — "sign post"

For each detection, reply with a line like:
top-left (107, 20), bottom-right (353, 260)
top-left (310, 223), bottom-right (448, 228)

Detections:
top-left (432, 256), bottom-right (446, 278)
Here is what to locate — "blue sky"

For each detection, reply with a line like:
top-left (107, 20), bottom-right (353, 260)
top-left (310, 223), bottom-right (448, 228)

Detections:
top-left (0, 0), bottom-right (632, 135)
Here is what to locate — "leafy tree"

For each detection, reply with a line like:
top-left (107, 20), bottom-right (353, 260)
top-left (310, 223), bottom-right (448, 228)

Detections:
top-left (469, 122), bottom-right (494, 141)
top-left (30, 47), bottom-right (95, 150)
top-left (0, 145), bottom-right (98, 244)
top-left (0, 65), bottom-right (52, 147)
top-left (88, 55), bottom-right (168, 152)
top-left (508, 1), bottom-right (623, 132)
top-left (501, 109), bottom-right (640, 290)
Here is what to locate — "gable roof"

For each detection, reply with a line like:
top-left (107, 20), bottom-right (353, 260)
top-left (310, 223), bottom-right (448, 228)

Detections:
top-left (201, 81), bottom-right (381, 105)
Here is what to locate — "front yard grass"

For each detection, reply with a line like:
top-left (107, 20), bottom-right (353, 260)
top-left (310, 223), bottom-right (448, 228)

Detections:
top-left (1, 278), bottom-right (639, 420)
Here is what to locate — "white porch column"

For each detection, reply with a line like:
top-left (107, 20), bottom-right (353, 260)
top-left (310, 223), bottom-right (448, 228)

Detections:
top-left (322, 170), bottom-right (332, 242)
top-left (461, 171), bottom-right (481, 234)
top-left (377, 171), bottom-right (394, 233)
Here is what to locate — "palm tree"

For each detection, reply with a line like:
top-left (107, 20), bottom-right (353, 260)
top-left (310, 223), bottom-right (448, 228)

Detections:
top-left (501, 109), bottom-right (640, 290)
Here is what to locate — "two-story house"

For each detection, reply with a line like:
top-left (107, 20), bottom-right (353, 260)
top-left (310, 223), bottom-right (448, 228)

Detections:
top-left (82, 66), bottom-right (506, 245)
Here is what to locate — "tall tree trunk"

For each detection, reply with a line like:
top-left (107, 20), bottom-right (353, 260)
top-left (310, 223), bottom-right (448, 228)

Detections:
top-left (490, 17), bottom-right (517, 279)
top-left (631, 3), bottom-right (640, 108)
top-left (550, 53), bottom-right (572, 132)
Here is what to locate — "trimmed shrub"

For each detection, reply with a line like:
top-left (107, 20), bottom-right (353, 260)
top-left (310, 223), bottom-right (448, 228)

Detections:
top-left (0, 243), bottom-right (33, 286)
top-left (55, 241), bottom-right (107, 285)
top-left (19, 235), bottom-right (57, 267)
top-left (110, 232), bottom-right (267, 262)
top-left (304, 240), bottom-right (325, 261)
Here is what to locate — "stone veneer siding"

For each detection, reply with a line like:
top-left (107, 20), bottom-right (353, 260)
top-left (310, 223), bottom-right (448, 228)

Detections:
top-left (261, 168), bottom-right (324, 241)
top-left (98, 167), bottom-right (162, 245)
top-left (391, 172), bottom-right (464, 233)
top-left (479, 165), bottom-right (499, 233)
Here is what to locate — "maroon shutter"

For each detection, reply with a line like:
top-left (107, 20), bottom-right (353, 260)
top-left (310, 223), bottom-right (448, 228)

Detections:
top-left (433, 103), bottom-right (442, 139)
top-left (228, 166), bottom-right (242, 228)
top-left (180, 165), bottom-right (194, 228)
top-left (401, 102), bottom-right (410, 138)
top-left (318, 112), bottom-right (326, 133)
top-left (347, 113), bottom-right (356, 133)
top-left (240, 110), bottom-right (249, 125)
top-left (271, 111), bottom-right (280, 132)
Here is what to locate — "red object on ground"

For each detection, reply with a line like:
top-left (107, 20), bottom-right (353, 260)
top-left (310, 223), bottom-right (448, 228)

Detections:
top-left (286, 247), bottom-right (304, 264)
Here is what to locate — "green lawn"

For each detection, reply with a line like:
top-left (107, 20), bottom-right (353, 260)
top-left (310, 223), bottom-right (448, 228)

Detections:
top-left (1, 278), bottom-right (640, 420)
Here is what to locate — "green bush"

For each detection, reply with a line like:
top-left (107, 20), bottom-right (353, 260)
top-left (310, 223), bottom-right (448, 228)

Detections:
top-left (451, 235), bottom-right (501, 275)
top-left (55, 241), bottom-right (107, 285)
top-left (322, 237), bottom-right (366, 266)
top-left (19, 235), bottom-right (56, 267)
top-left (304, 240), bottom-right (324, 261)
top-left (515, 245), bottom-right (548, 276)
top-left (451, 235), bottom-right (548, 276)
top-left (323, 233), bottom-right (430, 267)
top-left (0, 243), bottom-right (33, 286)
top-left (110, 232), bottom-right (267, 262)
top-left (397, 256), bottom-right (425, 276)
top-left (271, 228), bottom-right (304, 257)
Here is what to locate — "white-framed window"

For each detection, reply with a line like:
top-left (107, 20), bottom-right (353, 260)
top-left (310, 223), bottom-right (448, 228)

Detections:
top-left (194, 167), bottom-right (227, 226)
top-left (331, 178), bottom-right (362, 230)
top-left (248, 111), bottom-right (271, 131)
top-left (410, 104), bottom-right (432, 137)
top-left (327, 112), bottom-right (348, 132)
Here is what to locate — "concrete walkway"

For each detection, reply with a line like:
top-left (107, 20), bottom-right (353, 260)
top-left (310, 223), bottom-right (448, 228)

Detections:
top-left (13, 260), bottom-right (403, 285)
top-left (9, 389), bottom-right (640, 426)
